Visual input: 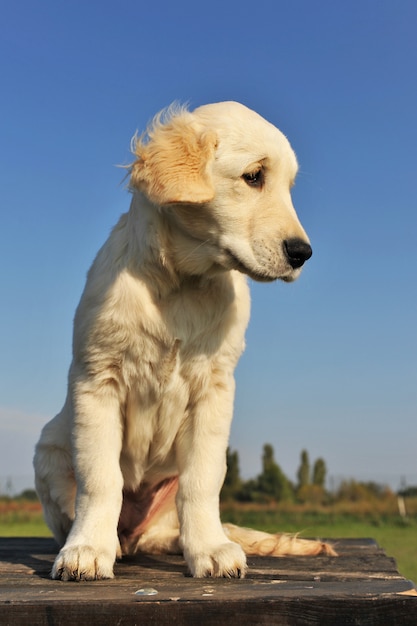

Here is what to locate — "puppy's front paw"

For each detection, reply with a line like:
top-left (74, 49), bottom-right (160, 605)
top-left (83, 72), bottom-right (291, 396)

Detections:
top-left (186, 541), bottom-right (247, 578)
top-left (52, 545), bottom-right (115, 581)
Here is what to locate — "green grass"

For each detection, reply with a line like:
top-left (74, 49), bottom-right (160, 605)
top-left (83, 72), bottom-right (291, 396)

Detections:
top-left (0, 503), bottom-right (51, 537)
top-left (294, 520), bottom-right (417, 583)
top-left (221, 509), bottom-right (417, 583)
top-left (0, 520), bottom-right (51, 537)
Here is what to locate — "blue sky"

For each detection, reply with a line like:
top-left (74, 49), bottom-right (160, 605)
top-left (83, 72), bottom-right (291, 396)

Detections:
top-left (1, 0), bottom-right (416, 492)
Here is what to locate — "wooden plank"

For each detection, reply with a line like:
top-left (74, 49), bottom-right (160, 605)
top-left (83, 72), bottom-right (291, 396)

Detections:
top-left (0, 538), bottom-right (415, 625)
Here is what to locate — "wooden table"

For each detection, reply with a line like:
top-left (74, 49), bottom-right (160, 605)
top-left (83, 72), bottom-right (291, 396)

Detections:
top-left (0, 537), bottom-right (416, 625)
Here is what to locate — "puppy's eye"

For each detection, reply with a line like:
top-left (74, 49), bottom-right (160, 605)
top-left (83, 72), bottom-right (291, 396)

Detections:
top-left (242, 169), bottom-right (264, 188)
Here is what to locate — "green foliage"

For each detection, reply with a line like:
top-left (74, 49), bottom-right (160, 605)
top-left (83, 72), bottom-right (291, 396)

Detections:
top-left (336, 480), bottom-right (393, 503)
top-left (222, 444), bottom-right (408, 509)
top-left (398, 485), bottom-right (417, 498)
top-left (234, 479), bottom-right (261, 503)
top-left (297, 449), bottom-right (310, 489)
top-left (297, 483), bottom-right (327, 505)
top-left (312, 458), bottom-right (327, 487)
top-left (221, 448), bottom-right (242, 501)
top-left (16, 489), bottom-right (39, 501)
top-left (222, 444), bottom-right (294, 503)
top-left (257, 444), bottom-right (293, 501)
top-left (295, 451), bottom-right (329, 502)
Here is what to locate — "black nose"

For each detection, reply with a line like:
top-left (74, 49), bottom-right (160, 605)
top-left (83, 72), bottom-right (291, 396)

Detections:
top-left (284, 238), bottom-right (312, 269)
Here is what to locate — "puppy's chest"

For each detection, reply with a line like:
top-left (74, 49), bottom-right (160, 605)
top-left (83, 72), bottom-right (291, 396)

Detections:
top-left (119, 272), bottom-right (247, 397)
top-left (128, 308), bottom-right (237, 402)
top-left (122, 335), bottom-right (226, 483)
top-left (125, 283), bottom-right (241, 408)
top-left (120, 279), bottom-right (247, 482)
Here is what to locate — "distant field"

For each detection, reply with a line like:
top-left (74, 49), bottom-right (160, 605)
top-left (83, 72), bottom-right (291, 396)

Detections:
top-left (221, 508), bottom-right (417, 583)
top-left (0, 520), bottom-right (50, 537)
top-left (0, 500), bottom-right (50, 537)
top-left (1, 499), bottom-right (416, 583)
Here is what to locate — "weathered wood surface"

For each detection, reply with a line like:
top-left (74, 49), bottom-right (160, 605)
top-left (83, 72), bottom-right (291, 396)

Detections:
top-left (0, 537), bottom-right (415, 625)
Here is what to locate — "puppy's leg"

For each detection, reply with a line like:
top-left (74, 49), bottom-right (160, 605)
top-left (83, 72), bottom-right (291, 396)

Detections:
top-left (223, 524), bottom-right (337, 557)
top-left (176, 378), bottom-right (247, 578)
top-left (34, 405), bottom-right (76, 546)
top-left (51, 384), bottom-right (124, 581)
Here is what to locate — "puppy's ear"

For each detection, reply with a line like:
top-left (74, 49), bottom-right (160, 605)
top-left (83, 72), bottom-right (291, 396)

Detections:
top-left (130, 114), bottom-right (217, 205)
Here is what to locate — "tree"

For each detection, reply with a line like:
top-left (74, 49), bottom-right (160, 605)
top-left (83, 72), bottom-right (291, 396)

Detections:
top-left (17, 489), bottom-right (39, 501)
top-left (221, 448), bottom-right (242, 500)
top-left (312, 458), bottom-right (327, 488)
top-left (297, 449), bottom-right (310, 489)
top-left (225, 448), bottom-right (241, 489)
top-left (257, 444), bottom-right (292, 501)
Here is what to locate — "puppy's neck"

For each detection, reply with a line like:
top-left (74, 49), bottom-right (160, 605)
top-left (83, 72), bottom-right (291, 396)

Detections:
top-left (126, 193), bottom-right (228, 298)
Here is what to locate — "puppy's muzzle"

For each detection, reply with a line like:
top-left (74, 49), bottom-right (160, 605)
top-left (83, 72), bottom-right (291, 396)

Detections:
top-left (284, 238), bottom-right (313, 269)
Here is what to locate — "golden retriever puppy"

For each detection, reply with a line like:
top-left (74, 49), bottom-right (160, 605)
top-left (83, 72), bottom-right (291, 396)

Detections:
top-left (34, 101), bottom-right (334, 581)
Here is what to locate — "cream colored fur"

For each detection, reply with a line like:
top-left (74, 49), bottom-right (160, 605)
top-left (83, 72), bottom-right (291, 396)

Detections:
top-left (34, 101), bottom-right (335, 582)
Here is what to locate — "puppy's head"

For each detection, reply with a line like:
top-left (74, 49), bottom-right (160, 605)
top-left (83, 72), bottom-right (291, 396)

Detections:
top-left (130, 102), bottom-right (312, 283)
